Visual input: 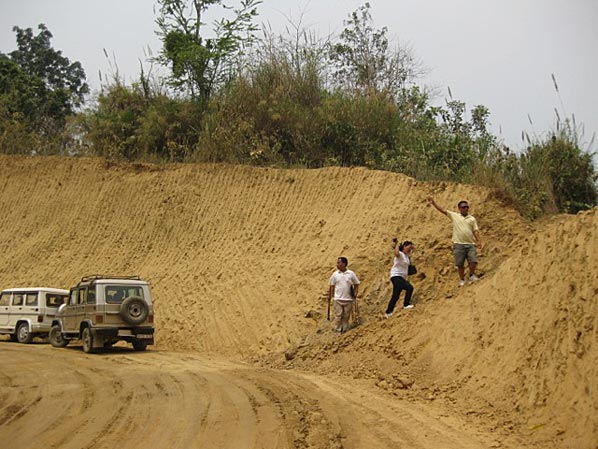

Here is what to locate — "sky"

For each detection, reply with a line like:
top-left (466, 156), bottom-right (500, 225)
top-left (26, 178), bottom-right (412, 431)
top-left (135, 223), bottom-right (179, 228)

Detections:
top-left (0, 0), bottom-right (596, 152)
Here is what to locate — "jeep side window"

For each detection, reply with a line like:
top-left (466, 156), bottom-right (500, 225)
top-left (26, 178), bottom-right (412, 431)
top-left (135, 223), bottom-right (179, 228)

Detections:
top-left (87, 287), bottom-right (96, 304)
top-left (13, 294), bottom-right (24, 306)
top-left (78, 289), bottom-right (87, 305)
top-left (0, 293), bottom-right (10, 306)
top-left (70, 290), bottom-right (78, 305)
top-left (25, 293), bottom-right (38, 306)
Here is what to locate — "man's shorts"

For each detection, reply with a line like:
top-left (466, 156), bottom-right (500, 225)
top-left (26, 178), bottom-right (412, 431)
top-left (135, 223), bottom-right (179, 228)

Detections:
top-left (453, 243), bottom-right (478, 266)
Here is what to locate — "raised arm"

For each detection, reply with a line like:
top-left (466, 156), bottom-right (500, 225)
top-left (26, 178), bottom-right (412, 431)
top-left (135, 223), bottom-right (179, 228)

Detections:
top-left (427, 196), bottom-right (447, 215)
top-left (393, 238), bottom-right (401, 257)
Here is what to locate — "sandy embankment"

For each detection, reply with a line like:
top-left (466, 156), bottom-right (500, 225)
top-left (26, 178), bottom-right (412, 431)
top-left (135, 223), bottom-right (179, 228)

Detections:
top-left (0, 155), bottom-right (595, 449)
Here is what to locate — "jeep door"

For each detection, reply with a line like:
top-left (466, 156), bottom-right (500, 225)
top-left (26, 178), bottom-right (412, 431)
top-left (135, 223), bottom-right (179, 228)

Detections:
top-left (104, 285), bottom-right (126, 324)
top-left (84, 286), bottom-right (97, 322)
top-left (0, 292), bottom-right (11, 328)
top-left (63, 289), bottom-right (86, 331)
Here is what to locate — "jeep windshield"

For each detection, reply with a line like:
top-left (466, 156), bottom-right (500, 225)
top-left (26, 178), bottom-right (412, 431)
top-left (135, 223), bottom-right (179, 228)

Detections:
top-left (104, 286), bottom-right (145, 304)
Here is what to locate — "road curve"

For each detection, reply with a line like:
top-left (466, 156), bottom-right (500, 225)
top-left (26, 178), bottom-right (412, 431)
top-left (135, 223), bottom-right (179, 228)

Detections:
top-left (0, 343), bottom-right (494, 449)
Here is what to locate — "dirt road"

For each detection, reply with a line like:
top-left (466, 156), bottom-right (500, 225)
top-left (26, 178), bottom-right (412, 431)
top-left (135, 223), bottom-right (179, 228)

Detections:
top-left (0, 343), bottom-right (501, 449)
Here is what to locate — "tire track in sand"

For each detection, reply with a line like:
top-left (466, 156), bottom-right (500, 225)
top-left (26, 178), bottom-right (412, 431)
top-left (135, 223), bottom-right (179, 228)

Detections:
top-left (0, 344), bottom-right (498, 449)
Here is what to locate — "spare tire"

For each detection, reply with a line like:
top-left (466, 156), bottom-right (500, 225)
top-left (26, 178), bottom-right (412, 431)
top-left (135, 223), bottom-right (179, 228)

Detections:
top-left (119, 296), bottom-right (149, 325)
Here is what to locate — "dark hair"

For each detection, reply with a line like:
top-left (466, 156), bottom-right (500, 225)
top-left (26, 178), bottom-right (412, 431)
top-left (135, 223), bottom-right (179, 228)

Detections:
top-left (457, 200), bottom-right (469, 208)
top-left (399, 240), bottom-right (413, 251)
top-left (338, 256), bottom-right (348, 265)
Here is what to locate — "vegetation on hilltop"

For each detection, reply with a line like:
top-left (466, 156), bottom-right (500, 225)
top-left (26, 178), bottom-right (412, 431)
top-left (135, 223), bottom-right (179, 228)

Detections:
top-left (0, 2), bottom-right (595, 218)
top-left (0, 24), bottom-right (88, 155)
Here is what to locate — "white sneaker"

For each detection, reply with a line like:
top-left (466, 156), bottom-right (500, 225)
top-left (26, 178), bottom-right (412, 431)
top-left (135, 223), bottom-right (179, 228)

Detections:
top-left (469, 274), bottom-right (480, 282)
top-left (403, 305), bottom-right (414, 309)
top-left (459, 279), bottom-right (466, 287)
top-left (384, 312), bottom-right (393, 319)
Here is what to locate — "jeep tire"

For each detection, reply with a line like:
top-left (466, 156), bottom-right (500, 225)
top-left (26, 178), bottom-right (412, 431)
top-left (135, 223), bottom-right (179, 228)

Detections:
top-left (49, 324), bottom-right (69, 348)
top-left (132, 340), bottom-right (148, 351)
top-left (119, 296), bottom-right (149, 325)
top-left (81, 327), bottom-right (95, 353)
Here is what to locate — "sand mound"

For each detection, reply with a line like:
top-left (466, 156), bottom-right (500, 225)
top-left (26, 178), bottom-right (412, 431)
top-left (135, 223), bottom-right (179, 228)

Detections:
top-left (0, 155), bottom-right (595, 448)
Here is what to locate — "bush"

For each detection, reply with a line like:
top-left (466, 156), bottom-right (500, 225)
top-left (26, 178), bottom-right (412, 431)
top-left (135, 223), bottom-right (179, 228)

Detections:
top-left (80, 81), bottom-right (201, 161)
top-left (522, 134), bottom-right (597, 214)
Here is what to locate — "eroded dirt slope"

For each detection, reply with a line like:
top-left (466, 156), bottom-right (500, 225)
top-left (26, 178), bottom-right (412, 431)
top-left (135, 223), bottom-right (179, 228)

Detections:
top-left (0, 155), bottom-right (595, 449)
top-left (0, 155), bottom-right (526, 355)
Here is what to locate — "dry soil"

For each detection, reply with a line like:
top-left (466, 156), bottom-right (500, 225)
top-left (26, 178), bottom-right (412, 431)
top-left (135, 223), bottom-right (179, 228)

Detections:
top-left (0, 155), bottom-right (596, 449)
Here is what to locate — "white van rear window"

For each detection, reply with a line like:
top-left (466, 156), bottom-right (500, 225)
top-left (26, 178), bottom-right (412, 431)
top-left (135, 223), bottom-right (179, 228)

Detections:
top-left (47, 294), bottom-right (67, 307)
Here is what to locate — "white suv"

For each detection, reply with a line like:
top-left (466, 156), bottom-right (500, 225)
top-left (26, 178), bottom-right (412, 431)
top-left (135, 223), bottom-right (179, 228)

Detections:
top-left (49, 275), bottom-right (154, 353)
top-left (0, 288), bottom-right (69, 343)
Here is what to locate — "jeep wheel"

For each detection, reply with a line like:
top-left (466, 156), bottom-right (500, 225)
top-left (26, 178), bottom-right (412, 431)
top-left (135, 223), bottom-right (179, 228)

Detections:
top-left (119, 296), bottom-right (149, 325)
top-left (17, 322), bottom-right (33, 344)
top-left (81, 327), bottom-right (95, 353)
top-left (49, 325), bottom-right (69, 348)
top-left (132, 340), bottom-right (148, 351)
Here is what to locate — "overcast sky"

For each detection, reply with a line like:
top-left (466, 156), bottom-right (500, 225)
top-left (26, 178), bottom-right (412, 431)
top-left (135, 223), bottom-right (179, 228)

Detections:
top-left (1, 0), bottom-right (596, 152)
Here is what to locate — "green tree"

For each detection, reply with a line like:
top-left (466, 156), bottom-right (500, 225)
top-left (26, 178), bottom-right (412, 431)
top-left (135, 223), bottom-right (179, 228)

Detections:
top-left (0, 24), bottom-right (88, 135)
top-left (329, 2), bottom-right (419, 97)
top-left (156, 0), bottom-right (261, 107)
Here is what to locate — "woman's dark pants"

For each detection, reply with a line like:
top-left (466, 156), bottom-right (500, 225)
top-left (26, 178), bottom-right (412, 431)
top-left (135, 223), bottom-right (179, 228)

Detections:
top-left (385, 276), bottom-right (414, 313)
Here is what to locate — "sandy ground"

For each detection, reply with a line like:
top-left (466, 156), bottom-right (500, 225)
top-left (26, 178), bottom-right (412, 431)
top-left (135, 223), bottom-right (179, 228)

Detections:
top-left (1, 343), bottom-right (503, 449)
top-left (0, 155), bottom-right (596, 448)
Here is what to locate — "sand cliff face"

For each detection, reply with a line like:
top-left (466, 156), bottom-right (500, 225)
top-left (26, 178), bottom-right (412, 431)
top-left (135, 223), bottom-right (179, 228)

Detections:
top-left (0, 155), bottom-right (595, 448)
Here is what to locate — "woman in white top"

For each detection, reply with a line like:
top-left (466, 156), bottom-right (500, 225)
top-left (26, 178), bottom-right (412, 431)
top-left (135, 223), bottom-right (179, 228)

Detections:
top-left (384, 239), bottom-right (415, 317)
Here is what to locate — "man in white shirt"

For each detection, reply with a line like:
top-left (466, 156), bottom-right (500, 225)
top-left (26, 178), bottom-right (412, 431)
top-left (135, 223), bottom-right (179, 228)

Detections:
top-left (328, 257), bottom-right (360, 334)
top-left (428, 196), bottom-right (484, 286)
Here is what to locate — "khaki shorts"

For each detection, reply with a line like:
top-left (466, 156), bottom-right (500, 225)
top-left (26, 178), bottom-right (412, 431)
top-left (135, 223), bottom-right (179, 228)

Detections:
top-left (453, 243), bottom-right (477, 266)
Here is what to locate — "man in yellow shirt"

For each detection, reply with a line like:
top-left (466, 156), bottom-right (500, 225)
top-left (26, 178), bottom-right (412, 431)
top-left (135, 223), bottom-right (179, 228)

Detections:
top-left (428, 197), bottom-right (483, 286)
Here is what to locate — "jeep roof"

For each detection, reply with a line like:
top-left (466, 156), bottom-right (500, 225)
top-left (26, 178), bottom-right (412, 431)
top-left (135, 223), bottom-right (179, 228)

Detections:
top-left (74, 275), bottom-right (150, 292)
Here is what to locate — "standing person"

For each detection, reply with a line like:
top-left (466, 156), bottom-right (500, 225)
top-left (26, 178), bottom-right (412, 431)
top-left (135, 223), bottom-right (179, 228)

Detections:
top-left (384, 239), bottom-right (415, 318)
top-left (428, 196), bottom-right (483, 286)
top-left (328, 257), bottom-right (360, 334)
